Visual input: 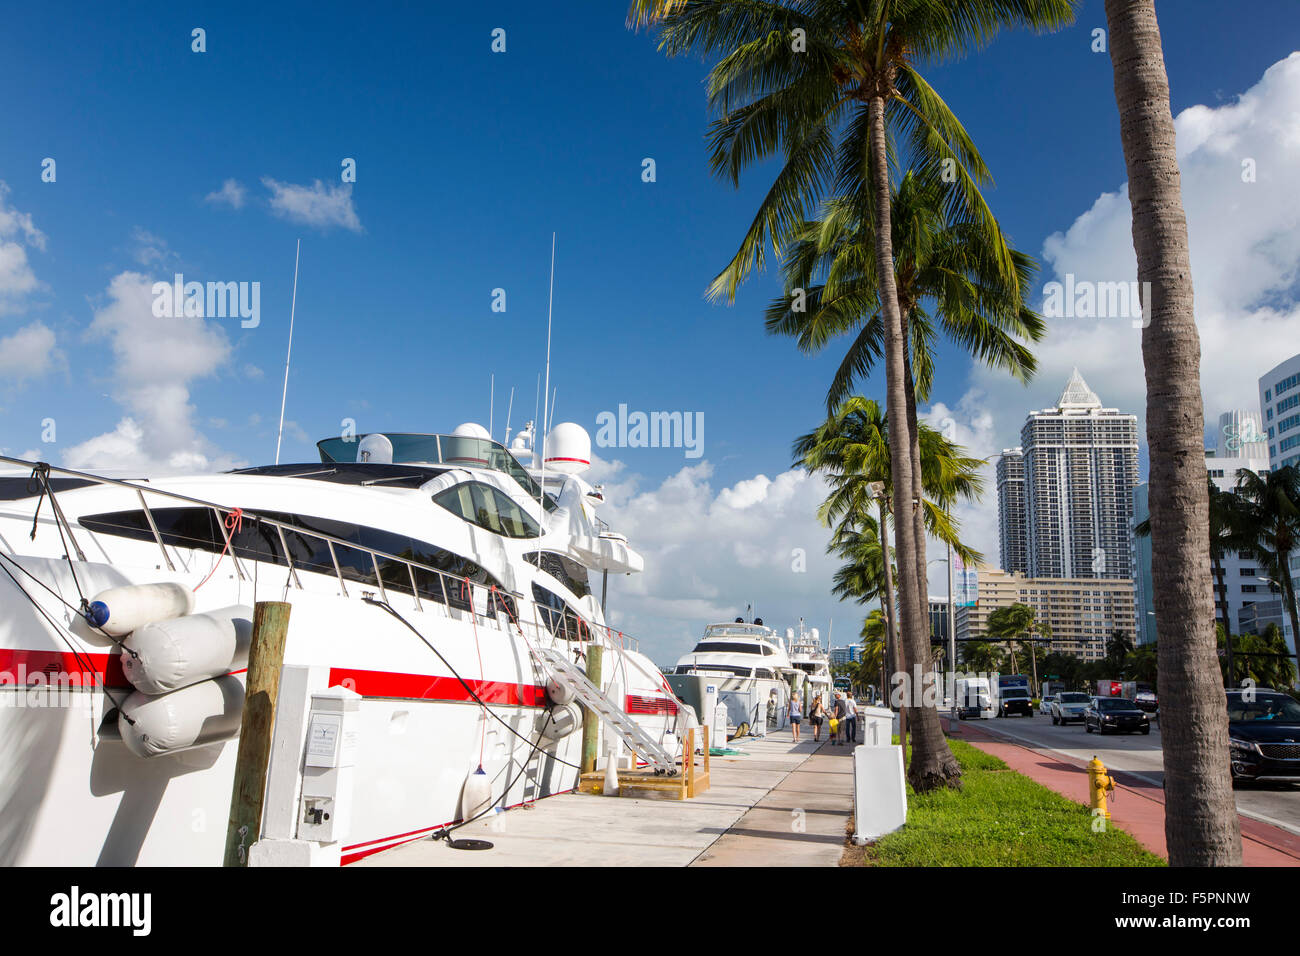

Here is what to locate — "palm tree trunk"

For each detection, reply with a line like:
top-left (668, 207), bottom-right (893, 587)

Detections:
top-left (1105, 0), bottom-right (1241, 865)
top-left (902, 319), bottom-right (936, 698)
top-left (878, 497), bottom-right (906, 771)
top-left (867, 93), bottom-right (957, 790)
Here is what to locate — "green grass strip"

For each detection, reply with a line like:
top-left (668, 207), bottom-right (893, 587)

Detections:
top-left (863, 738), bottom-right (1164, 867)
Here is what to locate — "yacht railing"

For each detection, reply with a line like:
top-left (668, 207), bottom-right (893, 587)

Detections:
top-left (0, 456), bottom-right (640, 656)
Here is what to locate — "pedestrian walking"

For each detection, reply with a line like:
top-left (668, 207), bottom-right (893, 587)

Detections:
top-left (831, 692), bottom-right (848, 745)
top-left (789, 692), bottom-right (802, 742)
top-left (809, 696), bottom-right (825, 741)
top-left (844, 693), bottom-right (858, 745)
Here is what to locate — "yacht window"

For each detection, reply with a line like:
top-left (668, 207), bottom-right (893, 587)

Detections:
top-left (433, 482), bottom-right (540, 538)
top-left (676, 664), bottom-right (754, 678)
top-left (78, 506), bottom-right (511, 614)
top-left (531, 583), bottom-right (586, 641)
top-left (755, 668), bottom-right (775, 679)
top-left (523, 551), bottom-right (591, 599)
top-left (691, 641), bottom-right (763, 655)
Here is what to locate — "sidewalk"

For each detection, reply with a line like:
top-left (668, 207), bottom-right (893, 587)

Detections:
top-left (946, 718), bottom-right (1300, 865)
top-left (357, 728), bottom-right (854, 867)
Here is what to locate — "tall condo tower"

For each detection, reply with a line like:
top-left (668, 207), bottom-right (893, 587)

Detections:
top-left (1006, 369), bottom-right (1140, 579)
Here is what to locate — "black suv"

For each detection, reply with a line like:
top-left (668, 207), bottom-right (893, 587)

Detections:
top-left (1227, 690), bottom-right (1300, 785)
top-left (1084, 697), bottom-right (1150, 735)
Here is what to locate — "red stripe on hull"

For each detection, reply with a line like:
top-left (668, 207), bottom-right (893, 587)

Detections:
top-left (0, 648), bottom-right (129, 688)
top-left (328, 667), bottom-right (547, 706)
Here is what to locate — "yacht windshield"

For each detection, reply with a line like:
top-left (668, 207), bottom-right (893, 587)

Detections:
top-left (317, 433), bottom-right (556, 511)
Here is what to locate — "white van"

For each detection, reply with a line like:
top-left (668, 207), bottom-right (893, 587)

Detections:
top-left (955, 677), bottom-right (996, 719)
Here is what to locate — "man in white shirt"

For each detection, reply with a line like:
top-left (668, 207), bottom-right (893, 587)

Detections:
top-left (844, 695), bottom-right (858, 744)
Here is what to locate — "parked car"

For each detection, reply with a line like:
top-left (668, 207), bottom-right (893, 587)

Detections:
top-left (1040, 692), bottom-right (1058, 716)
top-left (997, 686), bottom-right (1033, 718)
top-left (1084, 697), bottom-right (1150, 735)
top-left (1051, 691), bottom-right (1090, 725)
top-left (1227, 689), bottom-right (1300, 785)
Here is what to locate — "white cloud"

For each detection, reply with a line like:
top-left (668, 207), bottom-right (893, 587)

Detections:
top-left (0, 181), bottom-right (46, 311)
top-left (129, 227), bottom-right (176, 268)
top-left (930, 52), bottom-right (1300, 576)
top-left (0, 321), bottom-right (62, 384)
top-left (205, 178), bottom-right (248, 209)
top-left (62, 270), bottom-right (243, 473)
top-left (594, 458), bottom-right (849, 664)
top-left (262, 177), bottom-right (361, 232)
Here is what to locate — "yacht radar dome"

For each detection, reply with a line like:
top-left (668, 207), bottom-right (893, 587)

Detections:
top-left (453, 422), bottom-right (491, 439)
top-left (544, 422), bottom-right (591, 474)
top-left (356, 433), bottom-right (394, 464)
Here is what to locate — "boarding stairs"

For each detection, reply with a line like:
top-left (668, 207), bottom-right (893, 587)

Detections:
top-left (532, 646), bottom-right (678, 774)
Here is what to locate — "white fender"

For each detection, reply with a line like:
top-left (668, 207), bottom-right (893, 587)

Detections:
top-left (535, 701), bottom-right (581, 742)
top-left (119, 676), bottom-right (244, 758)
top-left (459, 767), bottom-right (494, 821)
top-left (545, 676), bottom-right (576, 707)
top-left (121, 605), bottom-right (253, 695)
top-left (85, 582), bottom-right (194, 638)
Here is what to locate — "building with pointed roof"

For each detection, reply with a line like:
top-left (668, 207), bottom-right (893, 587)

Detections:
top-left (999, 369), bottom-right (1140, 581)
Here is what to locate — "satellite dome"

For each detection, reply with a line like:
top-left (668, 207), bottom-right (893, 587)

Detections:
top-left (356, 433), bottom-right (393, 464)
top-left (453, 422), bottom-right (491, 440)
top-left (544, 422), bottom-right (591, 474)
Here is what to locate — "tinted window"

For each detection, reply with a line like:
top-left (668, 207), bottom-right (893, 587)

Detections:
top-left (692, 642), bottom-right (763, 655)
top-left (1060, 693), bottom-right (1089, 703)
top-left (434, 482), bottom-right (540, 538)
top-left (532, 583), bottom-right (586, 641)
top-left (1098, 699), bottom-right (1138, 711)
top-left (1227, 694), bottom-right (1300, 723)
top-left (524, 551), bottom-right (591, 598)
top-left (79, 506), bottom-right (511, 613)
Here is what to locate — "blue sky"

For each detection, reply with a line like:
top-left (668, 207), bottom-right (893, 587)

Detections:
top-left (2, 2), bottom-right (1299, 658)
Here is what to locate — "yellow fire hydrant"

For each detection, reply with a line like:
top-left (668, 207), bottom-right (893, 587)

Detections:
top-left (1088, 756), bottom-right (1116, 820)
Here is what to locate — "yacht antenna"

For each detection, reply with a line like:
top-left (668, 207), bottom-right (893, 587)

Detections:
top-left (489, 373), bottom-right (495, 439)
top-left (504, 387), bottom-right (515, 445)
top-left (548, 387), bottom-right (558, 431)
top-left (533, 374), bottom-right (541, 454)
top-left (539, 233), bottom-right (555, 508)
top-left (274, 238), bottom-right (301, 466)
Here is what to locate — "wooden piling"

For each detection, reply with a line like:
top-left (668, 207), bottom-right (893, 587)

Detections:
top-left (580, 643), bottom-right (604, 774)
top-left (223, 601), bottom-right (291, 867)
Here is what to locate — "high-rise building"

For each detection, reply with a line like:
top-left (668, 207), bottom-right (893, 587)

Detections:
top-left (955, 566), bottom-right (1136, 661)
top-left (1012, 369), bottom-right (1140, 579)
top-left (1261, 354), bottom-right (1300, 470)
top-left (1257, 353), bottom-right (1300, 655)
top-left (996, 449), bottom-right (1028, 574)
top-left (1135, 405), bottom-right (1274, 644)
top-left (929, 598), bottom-right (951, 646)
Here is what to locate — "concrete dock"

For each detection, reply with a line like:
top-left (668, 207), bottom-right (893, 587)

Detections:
top-left (357, 729), bottom-right (854, 867)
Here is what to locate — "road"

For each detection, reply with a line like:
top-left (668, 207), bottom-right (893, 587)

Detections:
top-left (957, 711), bottom-right (1300, 836)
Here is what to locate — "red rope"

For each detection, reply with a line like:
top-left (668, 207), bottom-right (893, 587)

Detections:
top-left (193, 508), bottom-right (243, 592)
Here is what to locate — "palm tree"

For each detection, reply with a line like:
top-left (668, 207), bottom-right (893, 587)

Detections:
top-left (1104, 0), bottom-right (1241, 865)
top-left (1137, 473), bottom-right (1243, 684)
top-left (985, 603), bottom-right (1051, 691)
top-left (629, 0), bottom-right (1076, 791)
top-left (800, 396), bottom-right (982, 772)
top-left (960, 640), bottom-right (1003, 674)
top-left (768, 177), bottom-right (1043, 679)
top-left (1229, 466), bottom-right (1300, 670)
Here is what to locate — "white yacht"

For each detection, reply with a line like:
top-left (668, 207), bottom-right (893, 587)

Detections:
top-left (0, 421), bottom-right (685, 866)
top-left (785, 619), bottom-right (833, 713)
top-left (671, 618), bottom-right (795, 732)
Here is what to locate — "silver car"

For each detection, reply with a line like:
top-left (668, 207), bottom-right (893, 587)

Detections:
top-left (1051, 691), bottom-right (1090, 725)
top-left (1040, 693), bottom-right (1058, 716)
